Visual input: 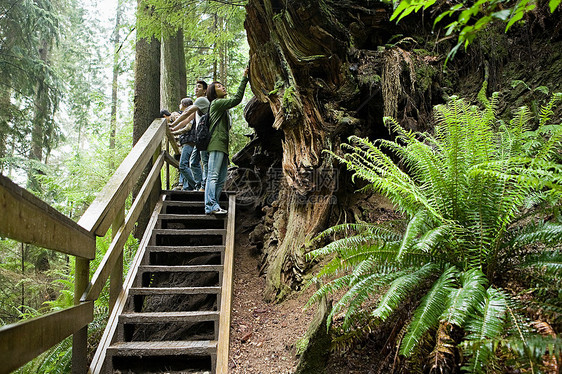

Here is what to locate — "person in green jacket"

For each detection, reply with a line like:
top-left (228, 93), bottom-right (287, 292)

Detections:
top-left (204, 67), bottom-right (249, 215)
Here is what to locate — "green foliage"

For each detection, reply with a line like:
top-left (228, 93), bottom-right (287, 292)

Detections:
top-left (138, 0), bottom-right (248, 83)
top-left (308, 87), bottom-right (562, 371)
top-left (388, 0), bottom-right (561, 62)
top-left (38, 123), bottom-right (134, 218)
top-left (136, 0), bottom-right (252, 160)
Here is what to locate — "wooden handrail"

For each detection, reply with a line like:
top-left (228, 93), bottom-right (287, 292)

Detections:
top-left (216, 193), bottom-right (237, 373)
top-left (83, 153), bottom-right (165, 302)
top-left (78, 118), bottom-right (167, 237)
top-left (0, 117), bottom-right (181, 373)
top-left (0, 175), bottom-right (96, 259)
top-left (0, 301), bottom-right (94, 373)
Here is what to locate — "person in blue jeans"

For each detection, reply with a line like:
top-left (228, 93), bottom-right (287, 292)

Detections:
top-left (170, 81), bottom-right (211, 191)
top-left (170, 98), bottom-right (198, 190)
top-left (190, 146), bottom-right (208, 190)
top-left (204, 67), bottom-right (249, 215)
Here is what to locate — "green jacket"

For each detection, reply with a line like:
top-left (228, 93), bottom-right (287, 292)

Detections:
top-left (207, 76), bottom-right (249, 154)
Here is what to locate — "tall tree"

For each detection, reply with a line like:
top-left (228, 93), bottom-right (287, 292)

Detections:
top-left (133, 0), bottom-right (161, 238)
top-left (161, 26), bottom-right (187, 111)
top-left (28, 37), bottom-right (58, 192)
top-left (0, 0), bottom-right (62, 185)
top-left (109, 0), bottom-right (124, 169)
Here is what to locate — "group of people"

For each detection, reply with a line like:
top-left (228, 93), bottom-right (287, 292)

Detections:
top-left (161, 66), bottom-right (249, 215)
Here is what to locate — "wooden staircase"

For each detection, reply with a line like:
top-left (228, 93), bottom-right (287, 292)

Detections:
top-left (91, 190), bottom-right (235, 374)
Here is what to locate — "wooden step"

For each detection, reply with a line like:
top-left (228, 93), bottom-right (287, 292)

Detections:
top-left (147, 245), bottom-right (225, 253)
top-left (120, 311), bottom-right (220, 324)
top-left (162, 201), bottom-right (205, 209)
top-left (146, 245), bottom-right (224, 253)
top-left (107, 340), bottom-right (217, 357)
top-left (152, 229), bottom-right (226, 236)
top-left (129, 287), bottom-right (221, 295)
top-left (158, 214), bottom-right (225, 221)
top-left (139, 265), bottom-right (223, 273)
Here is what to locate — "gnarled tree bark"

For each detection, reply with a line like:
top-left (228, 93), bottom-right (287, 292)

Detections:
top-left (242, 0), bottom-right (440, 301)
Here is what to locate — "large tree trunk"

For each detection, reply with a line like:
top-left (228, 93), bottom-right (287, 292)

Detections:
top-left (161, 27), bottom-right (186, 111)
top-left (133, 0), bottom-right (161, 239)
top-left (243, 0), bottom-right (439, 301)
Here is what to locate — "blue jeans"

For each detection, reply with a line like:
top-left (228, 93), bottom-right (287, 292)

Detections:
top-left (189, 147), bottom-right (208, 189)
top-left (205, 151), bottom-right (228, 213)
top-left (179, 143), bottom-right (196, 190)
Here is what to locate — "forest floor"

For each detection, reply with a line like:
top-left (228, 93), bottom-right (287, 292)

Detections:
top-left (228, 224), bottom-right (316, 374)
top-left (227, 209), bottom-right (385, 374)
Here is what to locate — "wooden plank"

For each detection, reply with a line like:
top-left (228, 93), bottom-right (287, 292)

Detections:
top-left (139, 265), bottom-right (223, 272)
top-left (152, 229), bottom-right (226, 235)
top-left (0, 302), bottom-right (93, 373)
top-left (89, 197), bottom-right (165, 374)
top-left (158, 214), bottom-right (223, 220)
top-left (129, 287), bottom-right (221, 295)
top-left (216, 194), bottom-right (237, 374)
top-left (0, 175), bottom-right (95, 259)
top-left (165, 122), bottom-right (181, 157)
top-left (84, 154), bottom-right (165, 302)
top-left (78, 118), bottom-right (166, 236)
top-left (163, 201), bottom-right (206, 207)
top-left (107, 340), bottom-right (217, 356)
top-left (146, 245), bottom-right (225, 253)
top-left (164, 150), bottom-right (180, 169)
top-left (119, 311), bottom-right (220, 323)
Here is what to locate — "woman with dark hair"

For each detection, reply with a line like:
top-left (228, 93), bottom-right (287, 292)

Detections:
top-left (204, 67), bottom-right (249, 215)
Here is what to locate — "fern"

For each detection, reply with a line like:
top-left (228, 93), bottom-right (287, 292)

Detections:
top-left (400, 265), bottom-right (458, 356)
top-left (462, 288), bottom-right (508, 374)
top-left (372, 263), bottom-right (438, 321)
top-left (308, 91), bottom-right (562, 370)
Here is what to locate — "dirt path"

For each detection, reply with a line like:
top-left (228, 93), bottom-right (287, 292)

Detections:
top-left (228, 226), bottom-right (316, 373)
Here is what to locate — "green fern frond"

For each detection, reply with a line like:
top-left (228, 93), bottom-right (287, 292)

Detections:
top-left (519, 250), bottom-right (562, 275)
top-left (463, 287), bottom-right (508, 374)
top-left (511, 221), bottom-right (562, 248)
top-left (307, 222), bottom-right (400, 247)
top-left (333, 271), bottom-right (401, 330)
top-left (503, 335), bottom-right (562, 371)
top-left (441, 268), bottom-right (488, 327)
top-left (537, 92), bottom-right (562, 129)
top-left (305, 274), bottom-right (355, 309)
top-left (400, 265), bottom-right (459, 356)
top-left (397, 209), bottom-right (431, 260)
top-left (412, 224), bottom-right (453, 257)
top-left (372, 263), bottom-right (439, 321)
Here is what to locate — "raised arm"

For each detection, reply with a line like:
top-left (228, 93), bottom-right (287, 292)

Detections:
top-left (169, 104), bottom-right (198, 128)
top-left (171, 112), bottom-right (195, 134)
top-left (211, 69), bottom-right (249, 112)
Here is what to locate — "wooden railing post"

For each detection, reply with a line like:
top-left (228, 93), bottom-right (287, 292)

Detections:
top-left (72, 257), bottom-right (90, 374)
top-left (109, 205), bottom-right (125, 313)
top-left (152, 147), bottom-right (162, 210)
top-left (165, 136), bottom-right (171, 190)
